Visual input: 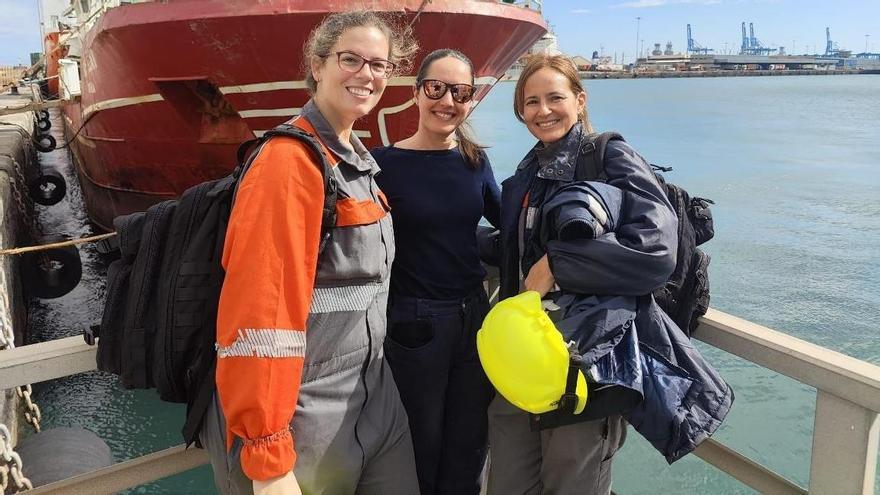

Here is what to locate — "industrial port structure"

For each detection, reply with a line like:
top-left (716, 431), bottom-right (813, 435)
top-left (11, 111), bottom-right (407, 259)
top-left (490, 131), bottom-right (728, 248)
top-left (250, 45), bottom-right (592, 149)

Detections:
top-left (636, 24), bottom-right (880, 74)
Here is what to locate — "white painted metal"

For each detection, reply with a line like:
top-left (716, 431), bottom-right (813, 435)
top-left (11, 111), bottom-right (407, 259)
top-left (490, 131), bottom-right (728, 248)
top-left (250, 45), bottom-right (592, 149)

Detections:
top-left (2, 308), bottom-right (879, 493)
top-left (694, 308), bottom-right (880, 413)
top-left (694, 439), bottom-right (807, 494)
top-left (24, 445), bottom-right (208, 495)
top-left (58, 58), bottom-right (82, 99)
top-left (0, 336), bottom-right (95, 389)
top-left (809, 391), bottom-right (880, 494)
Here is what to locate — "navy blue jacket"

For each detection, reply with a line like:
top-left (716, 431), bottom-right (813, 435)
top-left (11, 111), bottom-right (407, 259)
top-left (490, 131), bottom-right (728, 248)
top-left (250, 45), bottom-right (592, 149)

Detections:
top-left (499, 123), bottom-right (677, 300)
top-left (500, 123), bottom-right (733, 463)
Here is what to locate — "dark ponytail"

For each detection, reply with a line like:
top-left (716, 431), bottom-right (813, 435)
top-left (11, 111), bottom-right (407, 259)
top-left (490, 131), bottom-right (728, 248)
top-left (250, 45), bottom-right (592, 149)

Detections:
top-left (415, 48), bottom-right (486, 169)
top-left (455, 122), bottom-right (485, 169)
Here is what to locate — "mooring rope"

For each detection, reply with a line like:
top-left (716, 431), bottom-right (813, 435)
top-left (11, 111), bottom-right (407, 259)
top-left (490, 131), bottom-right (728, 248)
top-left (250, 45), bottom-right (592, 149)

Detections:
top-left (0, 232), bottom-right (116, 256)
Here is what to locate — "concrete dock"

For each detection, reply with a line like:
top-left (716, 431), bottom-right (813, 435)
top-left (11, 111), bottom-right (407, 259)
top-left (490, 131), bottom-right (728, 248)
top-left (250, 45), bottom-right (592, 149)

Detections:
top-left (0, 86), bottom-right (39, 462)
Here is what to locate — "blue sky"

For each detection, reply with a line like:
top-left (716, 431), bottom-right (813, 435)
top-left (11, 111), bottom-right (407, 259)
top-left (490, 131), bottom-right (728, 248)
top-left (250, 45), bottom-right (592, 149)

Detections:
top-left (543, 0), bottom-right (879, 62)
top-left (1, 0), bottom-right (878, 65)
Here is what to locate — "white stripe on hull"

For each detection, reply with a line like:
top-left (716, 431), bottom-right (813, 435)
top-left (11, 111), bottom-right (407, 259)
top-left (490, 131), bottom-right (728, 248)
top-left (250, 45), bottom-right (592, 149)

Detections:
top-left (239, 107), bottom-right (302, 118)
top-left (74, 77), bottom-right (497, 125)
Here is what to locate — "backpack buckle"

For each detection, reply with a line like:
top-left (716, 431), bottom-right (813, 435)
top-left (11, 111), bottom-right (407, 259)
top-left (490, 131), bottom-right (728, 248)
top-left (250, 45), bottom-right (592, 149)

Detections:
top-left (580, 141), bottom-right (596, 154)
top-left (557, 391), bottom-right (580, 414)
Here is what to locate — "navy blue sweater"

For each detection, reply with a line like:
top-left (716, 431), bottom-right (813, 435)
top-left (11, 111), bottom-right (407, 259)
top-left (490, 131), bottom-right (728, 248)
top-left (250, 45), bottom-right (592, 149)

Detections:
top-left (372, 146), bottom-right (501, 300)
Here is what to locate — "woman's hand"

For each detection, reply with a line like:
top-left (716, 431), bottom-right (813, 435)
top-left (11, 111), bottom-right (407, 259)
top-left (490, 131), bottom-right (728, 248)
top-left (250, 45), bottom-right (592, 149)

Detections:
top-left (253, 471), bottom-right (302, 495)
top-left (524, 254), bottom-right (555, 298)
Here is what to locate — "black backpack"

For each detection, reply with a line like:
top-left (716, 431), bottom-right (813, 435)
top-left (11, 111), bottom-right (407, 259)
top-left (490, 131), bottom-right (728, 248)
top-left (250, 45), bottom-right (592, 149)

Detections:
top-left (86, 124), bottom-right (338, 445)
top-left (575, 132), bottom-right (714, 336)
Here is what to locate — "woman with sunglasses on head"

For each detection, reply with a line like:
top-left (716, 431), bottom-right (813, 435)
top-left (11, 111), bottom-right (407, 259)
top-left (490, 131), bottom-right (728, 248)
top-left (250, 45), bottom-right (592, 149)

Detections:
top-left (202, 11), bottom-right (420, 495)
top-left (371, 48), bottom-right (500, 495)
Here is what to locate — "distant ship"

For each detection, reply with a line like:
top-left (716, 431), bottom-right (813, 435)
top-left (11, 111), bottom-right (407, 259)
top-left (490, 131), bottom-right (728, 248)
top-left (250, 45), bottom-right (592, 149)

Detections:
top-left (39, 0), bottom-right (546, 229)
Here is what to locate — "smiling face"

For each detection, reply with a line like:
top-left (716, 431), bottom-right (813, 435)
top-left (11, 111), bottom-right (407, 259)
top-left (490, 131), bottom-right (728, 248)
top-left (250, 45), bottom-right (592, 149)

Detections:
top-left (415, 56), bottom-right (474, 141)
top-left (520, 67), bottom-right (586, 145)
top-left (311, 25), bottom-right (390, 129)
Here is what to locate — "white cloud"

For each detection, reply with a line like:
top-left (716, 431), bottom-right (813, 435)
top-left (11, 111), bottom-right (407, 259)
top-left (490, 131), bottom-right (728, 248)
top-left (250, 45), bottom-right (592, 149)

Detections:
top-left (571, 8), bottom-right (592, 14)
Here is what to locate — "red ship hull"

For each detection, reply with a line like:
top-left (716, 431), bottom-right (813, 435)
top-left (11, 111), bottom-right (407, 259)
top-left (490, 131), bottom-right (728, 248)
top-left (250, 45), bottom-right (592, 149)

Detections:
top-left (59, 0), bottom-right (546, 229)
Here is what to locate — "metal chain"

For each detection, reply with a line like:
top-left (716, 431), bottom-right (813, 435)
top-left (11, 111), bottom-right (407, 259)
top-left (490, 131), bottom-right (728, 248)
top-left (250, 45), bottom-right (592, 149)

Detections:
top-left (7, 157), bottom-right (41, 241)
top-left (0, 284), bottom-right (42, 434)
top-left (0, 424), bottom-right (34, 493)
top-left (0, 239), bottom-right (43, 438)
top-left (13, 388), bottom-right (40, 434)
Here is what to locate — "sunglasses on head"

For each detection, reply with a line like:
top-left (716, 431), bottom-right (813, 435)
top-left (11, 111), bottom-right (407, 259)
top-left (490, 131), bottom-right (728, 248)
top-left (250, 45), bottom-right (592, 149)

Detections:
top-left (419, 79), bottom-right (475, 104)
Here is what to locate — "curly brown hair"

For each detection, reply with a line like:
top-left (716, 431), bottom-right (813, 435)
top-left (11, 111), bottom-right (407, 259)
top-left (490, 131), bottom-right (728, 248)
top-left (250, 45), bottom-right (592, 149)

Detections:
top-left (303, 11), bottom-right (419, 94)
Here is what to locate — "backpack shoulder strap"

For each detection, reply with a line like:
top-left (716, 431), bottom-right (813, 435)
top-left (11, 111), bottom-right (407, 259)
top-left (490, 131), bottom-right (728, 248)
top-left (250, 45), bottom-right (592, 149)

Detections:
top-left (235, 120), bottom-right (339, 251)
top-left (181, 122), bottom-right (339, 445)
top-left (574, 131), bottom-right (624, 182)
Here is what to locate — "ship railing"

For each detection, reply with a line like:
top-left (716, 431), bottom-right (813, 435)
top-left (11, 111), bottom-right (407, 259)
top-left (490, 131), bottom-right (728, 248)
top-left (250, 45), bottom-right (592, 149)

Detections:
top-left (497, 0), bottom-right (543, 13)
top-left (68, 0), bottom-right (153, 33)
top-left (1, 301), bottom-right (878, 493)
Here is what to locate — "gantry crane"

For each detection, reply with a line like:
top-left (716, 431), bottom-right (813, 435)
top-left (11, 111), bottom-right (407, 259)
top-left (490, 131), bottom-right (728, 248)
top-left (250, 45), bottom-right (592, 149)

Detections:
top-left (740, 22), bottom-right (775, 55)
top-left (686, 24), bottom-right (713, 55)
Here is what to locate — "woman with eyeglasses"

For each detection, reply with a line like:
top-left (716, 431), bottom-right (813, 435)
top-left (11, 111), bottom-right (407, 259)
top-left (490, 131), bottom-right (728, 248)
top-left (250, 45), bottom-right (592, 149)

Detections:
top-left (371, 48), bottom-right (500, 495)
top-left (202, 11), bottom-right (420, 495)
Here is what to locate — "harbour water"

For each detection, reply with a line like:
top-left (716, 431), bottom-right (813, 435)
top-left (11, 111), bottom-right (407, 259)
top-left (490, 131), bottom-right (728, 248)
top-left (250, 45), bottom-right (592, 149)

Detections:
top-left (28, 74), bottom-right (880, 493)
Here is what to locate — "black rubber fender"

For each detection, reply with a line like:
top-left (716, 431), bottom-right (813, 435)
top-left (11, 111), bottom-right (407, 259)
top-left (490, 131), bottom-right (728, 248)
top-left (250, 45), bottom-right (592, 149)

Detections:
top-left (28, 168), bottom-right (66, 206)
top-left (16, 427), bottom-right (113, 487)
top-left (35, 133), bottom-right (56, 153)
top-left (21, 234), bottom-right (82, 299)
top-left (36, 117), bottom-right (51, 132)
top-left (38, 109), bottom-right (50, 121)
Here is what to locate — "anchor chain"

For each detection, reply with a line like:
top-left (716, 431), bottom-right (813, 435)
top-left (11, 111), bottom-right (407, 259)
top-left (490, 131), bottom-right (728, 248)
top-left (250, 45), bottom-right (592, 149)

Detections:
top-left (14, 387), bottom-right (40, 434)
top-left (0, 424), bottom-right (33, 494)
top-left (0, 297), bottom-right (42, 435)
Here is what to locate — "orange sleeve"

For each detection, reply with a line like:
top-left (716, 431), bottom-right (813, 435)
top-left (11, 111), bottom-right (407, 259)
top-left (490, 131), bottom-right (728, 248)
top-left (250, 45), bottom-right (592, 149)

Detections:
top-left (215, 137), bottom-right (324, 481)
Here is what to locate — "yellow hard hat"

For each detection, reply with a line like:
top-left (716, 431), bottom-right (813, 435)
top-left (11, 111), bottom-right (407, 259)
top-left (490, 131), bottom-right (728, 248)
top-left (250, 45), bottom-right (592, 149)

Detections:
top-left (477, 291), bottom-right (587, 414)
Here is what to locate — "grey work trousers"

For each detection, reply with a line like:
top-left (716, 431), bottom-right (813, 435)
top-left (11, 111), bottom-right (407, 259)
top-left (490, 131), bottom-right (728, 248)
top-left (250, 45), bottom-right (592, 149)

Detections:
top-left (201, 384), bottom-right (419, 495)
top-left (486, 395), bottom-right (627, 495)
top-left (201, 299), bottom-right (420, 495)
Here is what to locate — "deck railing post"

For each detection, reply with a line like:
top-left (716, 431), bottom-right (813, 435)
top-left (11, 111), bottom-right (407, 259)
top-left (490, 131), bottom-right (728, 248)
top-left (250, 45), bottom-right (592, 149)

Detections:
top-left (809, 390), bottom-right (879, 494)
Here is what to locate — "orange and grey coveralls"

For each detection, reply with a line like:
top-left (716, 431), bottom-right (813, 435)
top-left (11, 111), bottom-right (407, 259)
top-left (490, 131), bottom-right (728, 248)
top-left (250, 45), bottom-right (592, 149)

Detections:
top-left (200, 100), bottom-right (419, 494)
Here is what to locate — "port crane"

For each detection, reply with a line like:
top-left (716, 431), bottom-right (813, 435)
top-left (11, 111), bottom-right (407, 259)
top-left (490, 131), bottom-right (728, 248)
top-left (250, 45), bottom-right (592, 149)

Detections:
top-left (740, 22), bottom-right (775, 55)
top-left (824, 27), bottom-right (838, 56)
top-left (686, 24), bottom-right (713, 55)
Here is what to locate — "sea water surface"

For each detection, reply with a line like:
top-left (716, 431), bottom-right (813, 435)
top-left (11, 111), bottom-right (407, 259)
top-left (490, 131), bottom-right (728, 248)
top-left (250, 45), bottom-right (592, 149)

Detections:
top-left (29, 74), bottom-right (880, 493)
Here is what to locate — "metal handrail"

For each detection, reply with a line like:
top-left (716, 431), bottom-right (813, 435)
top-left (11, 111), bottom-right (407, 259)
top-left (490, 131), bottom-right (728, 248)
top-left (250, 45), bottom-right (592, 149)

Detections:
top-left (497, 0), bottom-right (543, 13)
top-left (1, 307), bottom-right (878, 493)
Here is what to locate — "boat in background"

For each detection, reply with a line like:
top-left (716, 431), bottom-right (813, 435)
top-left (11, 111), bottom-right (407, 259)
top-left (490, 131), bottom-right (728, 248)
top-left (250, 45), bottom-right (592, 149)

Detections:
top-left (39, 0), bottom-right (546, 229)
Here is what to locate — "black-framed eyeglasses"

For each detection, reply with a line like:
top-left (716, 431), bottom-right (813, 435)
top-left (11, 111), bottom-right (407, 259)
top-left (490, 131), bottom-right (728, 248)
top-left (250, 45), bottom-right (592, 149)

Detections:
top-left (328, 51), bottom-right (396, 79)
top-left (419, 79), bottom-right (475, 104)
